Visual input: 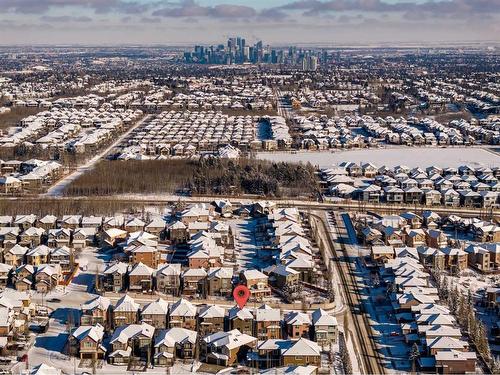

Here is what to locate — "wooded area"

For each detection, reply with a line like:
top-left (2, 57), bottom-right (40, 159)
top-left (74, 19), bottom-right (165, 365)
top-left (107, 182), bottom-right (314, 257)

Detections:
top-left (63, 158), bottom-right (320, 198)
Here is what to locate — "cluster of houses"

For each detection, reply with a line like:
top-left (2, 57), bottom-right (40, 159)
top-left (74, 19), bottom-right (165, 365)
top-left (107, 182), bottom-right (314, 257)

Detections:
top-left (0, 289), bottom-right (34, 357)
top-left (99, 202), bottom-right (321, 304)
top-left (0, 106), bottom-right (144, 157)
top-left (118, 111), bottom-right (259, 159)
top-left (166, 85), bottom-right (274, 112)
top-left (291, 115), bottom-right (375, 150)
top-left (322, 162), bottom-right (499, 208)
top-left (0, 214), bottom-right (113, 292)
top-left (70, 294), bottom-right (337, 370)
top-left (362, 115), bottom-right (499, 146)
top-left (287, 85), bottom-right (380, 109)
top-left (0, 159), bottom-right (63, 194)
top-left (117, 112), bottom-right (292, 159)
top-left (258, 206), bottom-right (321, 296)
top-left (355, 211), bottom-right (500, 273)
top-left (290, 112), bottom-right (499, 150)
top-left (380, 253), bottom-right (479, 374)
top-left (90, 80), bottom-right (152, 95)
top-left (1, 78), bottom-right (82, 104)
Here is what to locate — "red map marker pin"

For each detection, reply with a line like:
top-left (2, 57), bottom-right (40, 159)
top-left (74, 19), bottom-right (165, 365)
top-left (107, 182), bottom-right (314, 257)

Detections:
top-left (233, 285), bottom-right (250, 309)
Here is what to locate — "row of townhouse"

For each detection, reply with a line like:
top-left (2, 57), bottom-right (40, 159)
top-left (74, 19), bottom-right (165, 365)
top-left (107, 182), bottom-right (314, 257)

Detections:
top-left (74, 295), bottom-right (336, 368)
top-left (323, 162), bottom-right (500, 208)
top-left (362, 115), bottom-right (499, 146)
top-left (358, 210), bottom-right (499, 250)
top-left (370, 245), bottom-right (471, 274)
top-left (0, 214), bottom-right (167, 234)
top-left (258, 207), bottom-right (317, 293)
top-left (371, 243), bottom-right (500, 275)
top-left (381, 255), bottom-right (478, 374)
top-left (0, 214), bottom-right (173, 253)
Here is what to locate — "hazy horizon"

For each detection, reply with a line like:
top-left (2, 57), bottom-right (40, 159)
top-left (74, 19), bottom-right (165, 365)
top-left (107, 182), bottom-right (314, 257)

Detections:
top-left (0, 0), bottom-right (499, 45)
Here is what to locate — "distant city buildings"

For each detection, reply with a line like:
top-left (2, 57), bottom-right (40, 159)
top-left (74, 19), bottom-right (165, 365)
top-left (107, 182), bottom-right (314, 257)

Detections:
top-left (184, 36), bottom-right (322, 70)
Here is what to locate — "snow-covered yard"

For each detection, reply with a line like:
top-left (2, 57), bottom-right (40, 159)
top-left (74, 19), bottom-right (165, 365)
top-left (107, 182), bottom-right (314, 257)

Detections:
top-left (257, 147), bottom-right (499, 168)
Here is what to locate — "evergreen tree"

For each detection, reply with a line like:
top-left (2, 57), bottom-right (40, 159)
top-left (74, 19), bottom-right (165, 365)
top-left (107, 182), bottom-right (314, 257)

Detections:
top-left (409, 343), bottom-right (420, 373)
top-left (476, 322), bottom-right (491, 362)
top-left (456, 293), bottom-right (467, 327)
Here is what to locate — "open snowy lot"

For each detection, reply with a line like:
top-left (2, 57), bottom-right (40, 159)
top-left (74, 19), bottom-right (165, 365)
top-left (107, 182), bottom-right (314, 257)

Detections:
top-left (257, 147), bottom-right (499, 168)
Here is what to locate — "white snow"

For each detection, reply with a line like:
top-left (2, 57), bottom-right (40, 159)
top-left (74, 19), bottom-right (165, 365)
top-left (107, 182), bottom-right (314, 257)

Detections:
top-left (257, 147), bottom-right (499, 168)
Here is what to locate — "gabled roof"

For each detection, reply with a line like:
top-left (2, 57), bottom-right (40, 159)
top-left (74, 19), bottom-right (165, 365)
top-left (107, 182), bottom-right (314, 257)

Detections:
top-left (71, 323), bottom-right (105, 343)
top-left (110, 322), bottom-right (155, 344)
top-left (114, 295), bottom-right (139, 312)
top-left (154, 327), bottom-right (197, 347)
top-left (82, 295), bottom-right (111, 312)
top-left (311, 308), bottom-right (337, 326)
top-left (198, 304), bottom-right (225, 319)
top-left (169, 298), bottom-right (196, 317)
top-left (103, 262), bottom-right (129, 275)
top-left (255, 304), bottom-right (280, 322)
top-left (202, 329), bottom-right (257, 350)
top-left (142, 298), bottom-right (169, 315)
top-left (282, 338), bottom-right (321, 356)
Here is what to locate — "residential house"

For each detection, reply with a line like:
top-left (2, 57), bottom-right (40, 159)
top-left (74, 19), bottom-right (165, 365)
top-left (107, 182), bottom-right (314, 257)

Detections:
top-left (406, 229), bottom-right (426, 247)
top-left (206, 267), bottom-right (233, 297)
top-left (441, 248), bottom-right (468, 273)
top-left (47, 228), bottom-right (71, 248)
top-left (141, 298), bottom-right (169, 329)
top-left (69, 323), bottom-right (106, 360)
top-left (112, 295), bottom-right (140, 327)
top-left (197, 305), bottom-right (225, 337)
top-left (181, 268), bottom-right (207, 296)
top-left (102, 262), bottom-right (128, 292)
top-left (227, 306), bottom-right (254, 336)
top-left (37, 215), bottom-right (57, 230)
top-left (19, 227), bottom-right (45, 247)
top-left (371, 245), bottom-right (395, 264)
top-left (72, 228), bottom-right (96, 249)
top-left (425, 230), bottom-right (448, 248)
top-left (311, 308), bottom-right (338, 347)
top-left (3, 244), bottom-right (28, 267)
top-left (129, 245), bottom-right (161, 269)
top-left (35, 264), bottom-right (61, 293)
top-left (0, 263), bottom-right (12, 290)
top-left (168, 298), bottom-right (197, 330)
top-left (284, 311), bottom-right (311, 339)
top-left (26, 245), bottom-right (50, 265)
top-left (108, 323), bottom-right (155, 365)
top-left (241, 269), bottom-right (271, 301)
top-left (60, 215), bottom-right (81, 230)
top-left (128, 262), bottom-right (154, 292)
top-left (255, 304), bottom-right (281, 340)
top-left (80, 296), bottom-right (111, 327)
top-left (201, 329), bottom-right (257, 366)
top-left (153, 327), bottom-right (197, 366)
top-left (156, 263), bottom-right (181, 296)
top-left (282, 338), bottom-right (321, 367)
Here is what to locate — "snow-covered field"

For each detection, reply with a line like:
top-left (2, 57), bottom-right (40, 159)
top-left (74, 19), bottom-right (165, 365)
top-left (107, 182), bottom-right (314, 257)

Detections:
top-left (257, 147), bottom-right (499, 168)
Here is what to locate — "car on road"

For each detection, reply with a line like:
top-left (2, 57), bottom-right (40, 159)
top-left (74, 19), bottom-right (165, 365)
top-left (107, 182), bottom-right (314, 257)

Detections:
top-left (48, 298), bottom-right (61, 303)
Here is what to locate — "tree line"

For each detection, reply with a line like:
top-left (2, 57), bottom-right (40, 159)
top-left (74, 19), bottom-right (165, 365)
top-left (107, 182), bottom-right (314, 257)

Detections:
top-left (64, 158), bottom-right (320, 198)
